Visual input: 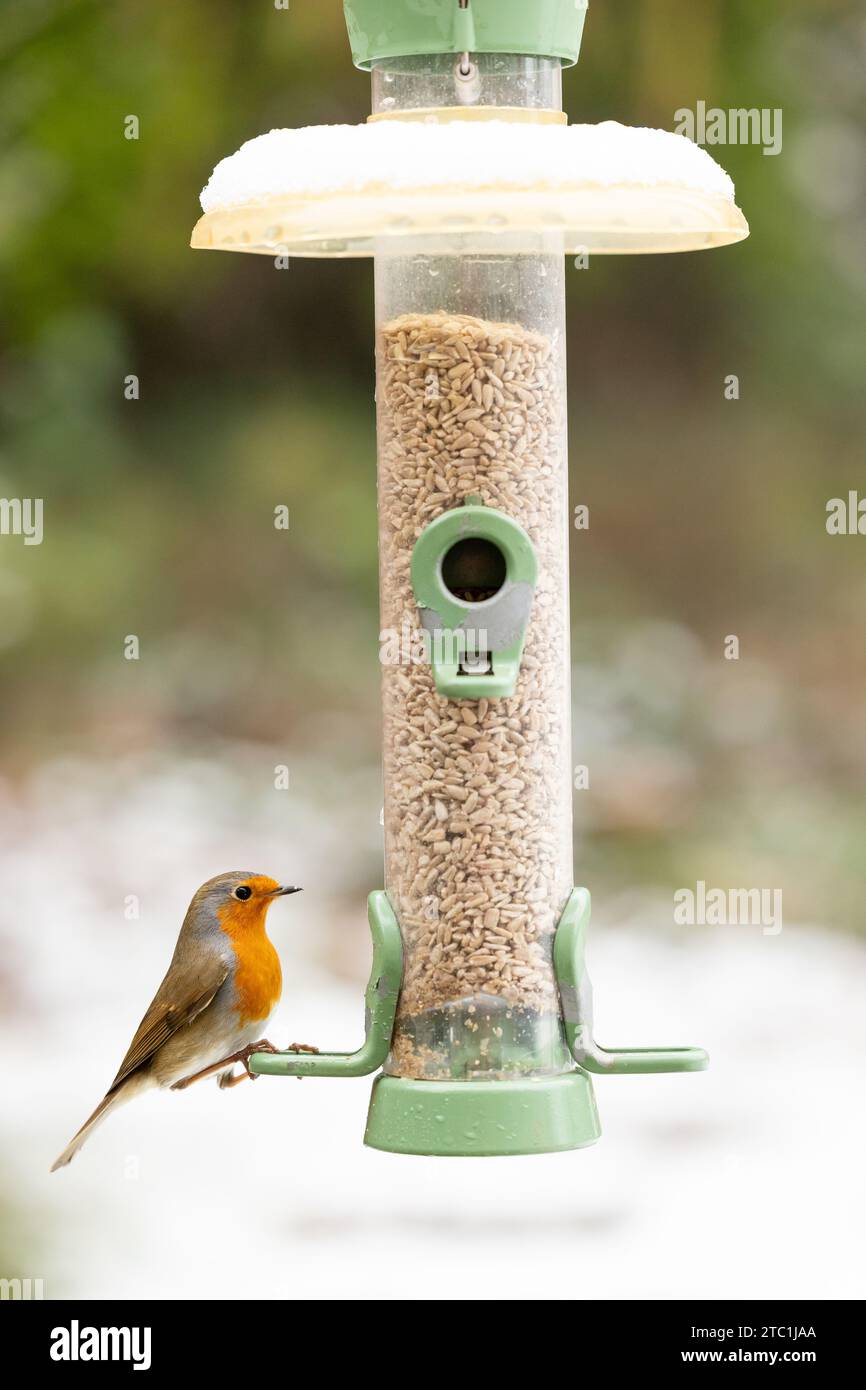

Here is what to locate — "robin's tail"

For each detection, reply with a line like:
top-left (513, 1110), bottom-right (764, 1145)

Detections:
top-left (51, 1075), bottom-right (149, 1171)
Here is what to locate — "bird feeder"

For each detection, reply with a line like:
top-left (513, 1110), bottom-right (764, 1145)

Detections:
top-left (191, 0), bottom-right (747, 1155)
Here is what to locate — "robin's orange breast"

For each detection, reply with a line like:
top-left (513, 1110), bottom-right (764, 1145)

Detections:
top-left (231, 934), bottom-right (282, 1024)
top-left (218, 903), bottom-right (283, 1025)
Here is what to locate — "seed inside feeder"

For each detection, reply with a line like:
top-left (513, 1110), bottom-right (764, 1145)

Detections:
top-left (377, 308), bottom-right (573, 1080)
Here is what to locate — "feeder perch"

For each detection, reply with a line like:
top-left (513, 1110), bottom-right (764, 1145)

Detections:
top-left (192, 0), bottom-right (746, 1156)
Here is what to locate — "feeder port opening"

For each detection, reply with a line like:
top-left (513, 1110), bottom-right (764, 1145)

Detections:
top-left (441, 536), bottom-right (507, 602)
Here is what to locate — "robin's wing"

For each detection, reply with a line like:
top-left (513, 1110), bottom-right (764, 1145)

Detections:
top-left (108, 953), bottom-right (229, 1092)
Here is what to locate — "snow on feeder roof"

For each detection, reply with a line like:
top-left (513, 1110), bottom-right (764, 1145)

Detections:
top-left (191, 118), bottom-right (749, 258)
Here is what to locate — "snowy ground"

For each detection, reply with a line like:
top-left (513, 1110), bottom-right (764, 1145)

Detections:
top-left (1, 757), bottom-right (864, 1301)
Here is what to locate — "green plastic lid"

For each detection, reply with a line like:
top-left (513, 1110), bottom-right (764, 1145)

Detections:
top-left (343, 0), bottom-right (588, 70)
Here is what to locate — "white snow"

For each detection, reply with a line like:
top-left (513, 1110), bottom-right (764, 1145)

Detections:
top-left (200, 120), bottom-right (737, 212)
top-left (2, 756), bottom-right (863, 1300)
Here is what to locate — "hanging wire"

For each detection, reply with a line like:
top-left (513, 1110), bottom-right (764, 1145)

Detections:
top-left (457, 0), bottom-right (472, 78)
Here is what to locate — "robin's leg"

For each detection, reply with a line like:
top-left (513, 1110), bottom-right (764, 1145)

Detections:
top-left (172, 1039), bottom-right (319, 1090)
top-left (216, 1068), bottom-right (248, 1090)
top-left (172, 1040), bottom-right (278, 1091)
top-left (172, 1051), bottom-right (246, 1090)
top-left (213, 1042), bottom-right (320, 1086)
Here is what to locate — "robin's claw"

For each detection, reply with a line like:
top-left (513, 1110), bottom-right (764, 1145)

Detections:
top-left (287, 1042), bottom-right (320, 1054)
top-left (236, 1039), bottom-right (278, 1078)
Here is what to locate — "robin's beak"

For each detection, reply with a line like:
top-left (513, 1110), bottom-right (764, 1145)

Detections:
top-left (272, 885), bottom-right (302, 896)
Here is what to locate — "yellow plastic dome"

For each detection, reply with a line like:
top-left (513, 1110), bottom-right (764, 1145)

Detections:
top-left (191, 119), bottom-right (749, 258)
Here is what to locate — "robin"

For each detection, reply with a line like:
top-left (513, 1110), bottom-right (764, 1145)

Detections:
top-left (51, 871), bottom-right (314, 1171)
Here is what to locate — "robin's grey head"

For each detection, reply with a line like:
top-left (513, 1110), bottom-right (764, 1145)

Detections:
top-left (190, 872), bottom-right (302, 920)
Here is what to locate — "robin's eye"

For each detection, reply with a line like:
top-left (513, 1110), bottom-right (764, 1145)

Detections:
top-left (234, 885), bottom-right (252, 901)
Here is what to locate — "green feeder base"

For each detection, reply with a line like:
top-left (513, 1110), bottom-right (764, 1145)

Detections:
top-left (364, 1072), bottom-right (600, 1157)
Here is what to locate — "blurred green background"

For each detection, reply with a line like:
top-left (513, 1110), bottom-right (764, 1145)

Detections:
top-left (2, 0), bottom-right (865, 933)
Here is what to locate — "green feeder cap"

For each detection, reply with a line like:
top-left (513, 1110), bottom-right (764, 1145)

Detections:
top-left (343, 0), bottom-right (588, 70)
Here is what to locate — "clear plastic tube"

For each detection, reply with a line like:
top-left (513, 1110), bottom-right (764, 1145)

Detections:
top-left (373, 54), bottom-right (573, 1082)
top-left (371, 52), bottom-right (563, 116)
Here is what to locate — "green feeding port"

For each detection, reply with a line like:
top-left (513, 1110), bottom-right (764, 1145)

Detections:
top-left (410, 503), bottom-right (538, 699)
